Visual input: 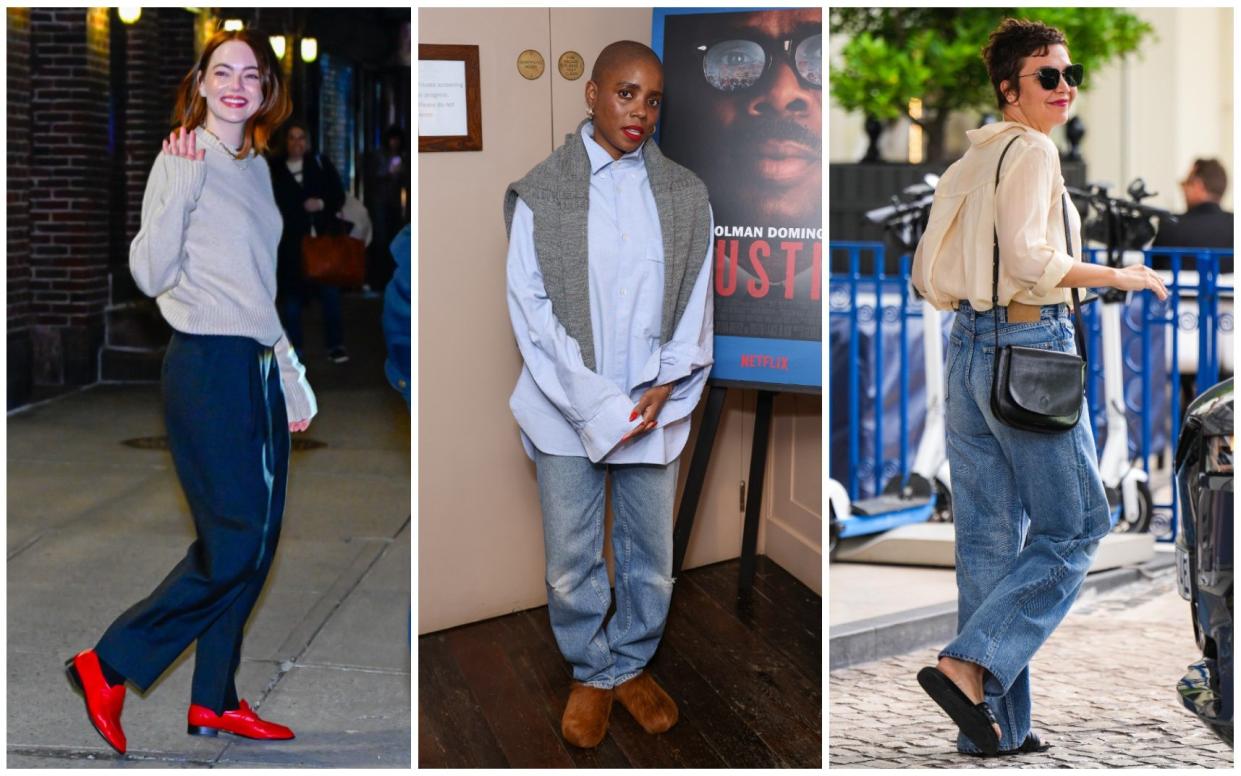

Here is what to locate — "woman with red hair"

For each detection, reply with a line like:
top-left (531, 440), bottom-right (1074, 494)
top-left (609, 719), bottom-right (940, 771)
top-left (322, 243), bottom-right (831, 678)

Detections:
top-left (65, 29), bottom-right (315, 754)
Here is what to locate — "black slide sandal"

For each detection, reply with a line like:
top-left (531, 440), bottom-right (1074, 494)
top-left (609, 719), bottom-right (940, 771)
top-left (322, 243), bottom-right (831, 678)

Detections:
top-left (964, 730), bottom-right (1052, 757)
top-left (917, 666), bottom-right (1001, 755)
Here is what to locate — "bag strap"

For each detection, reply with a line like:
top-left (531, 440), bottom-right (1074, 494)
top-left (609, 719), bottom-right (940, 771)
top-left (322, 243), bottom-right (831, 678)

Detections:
top-left (1061, 192), bottom-right (1088, 363)
top-left (991, 136), bottom-right (1020, 361)
top-left (990, 135), bottom-right (1088, 366)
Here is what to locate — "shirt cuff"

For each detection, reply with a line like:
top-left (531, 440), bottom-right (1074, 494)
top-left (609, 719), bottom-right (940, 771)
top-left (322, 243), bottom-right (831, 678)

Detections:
top-left (577, 392), bottom-right (637, 463)
top-left (274, 341), bottom-right (317, 423)
top-left (280, 370), bottom-right (317, 424)
top-left (1030, 251), bottom-right (1074, 297)
top-left (654, 342), bottom-right (704, 388)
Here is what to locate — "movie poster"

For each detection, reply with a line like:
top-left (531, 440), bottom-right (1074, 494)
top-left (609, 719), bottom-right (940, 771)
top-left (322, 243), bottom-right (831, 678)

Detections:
top-left (654, 7), bottom-right (822, 391)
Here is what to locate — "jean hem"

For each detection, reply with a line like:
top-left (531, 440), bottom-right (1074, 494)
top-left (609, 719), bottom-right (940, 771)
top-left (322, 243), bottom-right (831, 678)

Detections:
top-left (936, 648), bottom-right (1004, 682)
top-left (611, 669), bottom-right (642, 687)
top-left (936, 650), bottom-right (1032, 753)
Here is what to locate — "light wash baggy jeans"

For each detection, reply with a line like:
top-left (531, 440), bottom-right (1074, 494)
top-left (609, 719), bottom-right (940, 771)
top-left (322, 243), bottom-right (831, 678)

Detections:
top-left (532, 448), bottom-right (680, 689)
top-left (940, 300), bottom-right (1112, 753)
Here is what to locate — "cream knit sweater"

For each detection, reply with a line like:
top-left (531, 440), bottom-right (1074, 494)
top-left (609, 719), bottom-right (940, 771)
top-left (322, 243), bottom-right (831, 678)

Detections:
top-left (129, 126), bottom-right (316, 423)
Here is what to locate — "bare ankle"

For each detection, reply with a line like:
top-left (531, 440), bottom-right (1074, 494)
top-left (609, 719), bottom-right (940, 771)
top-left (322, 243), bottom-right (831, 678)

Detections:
top-left (939, 656), bottom-right (981, 679)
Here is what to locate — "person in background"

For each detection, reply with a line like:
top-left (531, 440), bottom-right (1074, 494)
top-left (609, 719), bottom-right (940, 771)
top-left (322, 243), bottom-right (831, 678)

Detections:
top-left (271, 120), bottom-right (351, 364)
top-left (383, 224), bottom-right (411, 408)
top-left (365, 125), bottom-right (410, 293)
top-left (1152, 158), bottom-right (1233, 410)
top-left (1152, 158), bottom-right (1233, 270)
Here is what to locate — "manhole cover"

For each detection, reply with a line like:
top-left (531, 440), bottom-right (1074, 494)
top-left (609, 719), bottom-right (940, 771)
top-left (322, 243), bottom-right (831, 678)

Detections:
top-left (122, 436), bottom-right (326, 451)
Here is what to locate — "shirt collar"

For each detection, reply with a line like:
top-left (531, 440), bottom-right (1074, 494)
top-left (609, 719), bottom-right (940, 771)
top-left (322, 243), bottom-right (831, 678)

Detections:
top-left (581, 121), bottom-right (644, 175)
top-left (1188, 201), bottom-right (1223, 215)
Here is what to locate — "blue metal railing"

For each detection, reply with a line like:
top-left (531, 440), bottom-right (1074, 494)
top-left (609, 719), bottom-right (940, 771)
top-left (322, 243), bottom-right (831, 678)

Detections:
top-left (829, 243), bottom-right (1233, 540)
top-left (1128, 248), bottom-right (1233, 539)
top-left (830, 241), bottom-right (925, 501)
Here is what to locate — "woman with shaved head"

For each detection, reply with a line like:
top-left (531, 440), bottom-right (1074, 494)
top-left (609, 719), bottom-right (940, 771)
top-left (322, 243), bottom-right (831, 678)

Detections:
top-left (503, 40), bottom-right (714, 748)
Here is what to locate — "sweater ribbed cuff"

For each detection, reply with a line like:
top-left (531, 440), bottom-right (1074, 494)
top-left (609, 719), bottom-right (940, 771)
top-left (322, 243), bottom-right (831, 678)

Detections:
top-left (160, 153), bottom-right (208, 205)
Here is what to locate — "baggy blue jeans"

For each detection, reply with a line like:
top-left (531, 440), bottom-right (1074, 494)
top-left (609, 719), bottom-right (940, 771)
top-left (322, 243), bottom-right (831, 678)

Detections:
top-left (941, 301), bottom-right (1112, 753)
top-left (531, 448), bottom-right (679, 689)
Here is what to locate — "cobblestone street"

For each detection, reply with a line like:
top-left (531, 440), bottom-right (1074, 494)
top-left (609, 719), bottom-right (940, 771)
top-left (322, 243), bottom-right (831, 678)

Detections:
top-left (830, 568), bottom-right (1234, 768)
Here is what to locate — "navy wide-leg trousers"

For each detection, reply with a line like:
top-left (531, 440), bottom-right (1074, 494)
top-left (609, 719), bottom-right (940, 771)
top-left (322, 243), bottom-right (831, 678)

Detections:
top-left (95, 332), bottom-right (289, 714)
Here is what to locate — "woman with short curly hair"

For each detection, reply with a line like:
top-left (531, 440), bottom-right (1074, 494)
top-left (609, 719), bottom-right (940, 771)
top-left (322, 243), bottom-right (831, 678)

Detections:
top-left (911, 17), bottom-right (1168, 756)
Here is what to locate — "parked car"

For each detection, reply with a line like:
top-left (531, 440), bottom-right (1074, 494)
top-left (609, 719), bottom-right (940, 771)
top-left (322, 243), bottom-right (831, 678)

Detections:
top-left (1174, 377), bottom-right (1233, 745)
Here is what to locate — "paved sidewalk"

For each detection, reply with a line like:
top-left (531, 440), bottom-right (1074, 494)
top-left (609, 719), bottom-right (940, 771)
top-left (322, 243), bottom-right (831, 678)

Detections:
top-left (830, 569), bottom-right (1233, 768)
top-left (7, 297), bottom-right (411, 767)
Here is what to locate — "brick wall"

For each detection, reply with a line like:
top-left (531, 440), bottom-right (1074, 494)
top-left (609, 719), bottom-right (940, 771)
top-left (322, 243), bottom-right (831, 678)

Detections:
top-left (160, 9), bottom-right (197, 124)
top-left (5, 8), bottom-right (206, 399)
top-left (8, 9), bottom-right (33, 406)
top-left (125, 9), bottom-right (195, 249)
top-left (21, 9), bottom-right (113, 386)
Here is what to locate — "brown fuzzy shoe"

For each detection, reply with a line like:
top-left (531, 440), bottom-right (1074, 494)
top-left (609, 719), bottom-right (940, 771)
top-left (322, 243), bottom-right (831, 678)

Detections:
top-left (614, 672), bottom-right (678, 734)
top-left (561, 683), bottom-right (613, 748)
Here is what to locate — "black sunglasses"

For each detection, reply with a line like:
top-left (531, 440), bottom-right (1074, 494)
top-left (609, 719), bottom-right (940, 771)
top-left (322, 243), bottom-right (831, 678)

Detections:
top-left (697, 33), bottom-right (822, 93)
top-left (1019, 64), bottom-right (1084, 91)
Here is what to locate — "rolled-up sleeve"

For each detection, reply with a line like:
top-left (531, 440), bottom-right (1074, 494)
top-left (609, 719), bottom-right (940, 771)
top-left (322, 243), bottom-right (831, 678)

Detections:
top-left (996, 143), bottom-right (1074, 297)
top-left (506, 198), bottom-right (634, 462)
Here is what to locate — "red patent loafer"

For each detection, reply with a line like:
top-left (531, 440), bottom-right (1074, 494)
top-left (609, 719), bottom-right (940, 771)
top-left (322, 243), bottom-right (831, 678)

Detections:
top-left (187, 699), bottom-right (294, 740)
top-left (65, 650), bottom-right (127, 755)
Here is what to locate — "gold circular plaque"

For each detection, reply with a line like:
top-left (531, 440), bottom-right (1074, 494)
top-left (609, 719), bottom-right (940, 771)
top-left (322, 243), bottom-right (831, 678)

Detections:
top-left (558, 51), bottom-right (585, 81)
top-left (517, 49), bottom-right (545, 80)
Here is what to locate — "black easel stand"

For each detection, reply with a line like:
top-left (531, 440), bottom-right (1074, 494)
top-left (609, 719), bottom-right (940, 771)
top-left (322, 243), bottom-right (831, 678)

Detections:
top-left (671, 384), bottom-right (776, 597)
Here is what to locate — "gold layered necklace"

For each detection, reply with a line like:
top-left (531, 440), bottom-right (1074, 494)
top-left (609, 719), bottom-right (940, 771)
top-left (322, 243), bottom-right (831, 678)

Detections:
top-left (200, 125), bottom-right (242, 158)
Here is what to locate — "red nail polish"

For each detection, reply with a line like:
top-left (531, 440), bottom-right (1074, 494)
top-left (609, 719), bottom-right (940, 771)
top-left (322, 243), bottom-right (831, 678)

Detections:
top-left (629, 410), bottom-right (638, 421)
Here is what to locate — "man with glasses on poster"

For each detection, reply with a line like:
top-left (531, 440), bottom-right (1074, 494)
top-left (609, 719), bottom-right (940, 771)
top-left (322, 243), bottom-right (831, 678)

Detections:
top-left (661, 9), bottom-right (822, 328)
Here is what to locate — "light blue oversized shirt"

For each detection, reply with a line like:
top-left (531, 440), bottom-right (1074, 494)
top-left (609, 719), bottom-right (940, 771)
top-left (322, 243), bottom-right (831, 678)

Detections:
top-left (506, 122), bottom-right (714, 465)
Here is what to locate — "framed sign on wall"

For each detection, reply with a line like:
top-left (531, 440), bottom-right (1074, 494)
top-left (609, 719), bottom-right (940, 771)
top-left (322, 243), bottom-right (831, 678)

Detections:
top-left (653, 8), bottom-right (823, 393)
top-left (418, 44), bottom-right (482, 152)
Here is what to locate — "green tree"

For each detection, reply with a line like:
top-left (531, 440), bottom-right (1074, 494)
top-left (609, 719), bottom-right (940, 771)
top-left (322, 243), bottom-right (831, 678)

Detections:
top-left (830, 8), bottom-right (1154, 163)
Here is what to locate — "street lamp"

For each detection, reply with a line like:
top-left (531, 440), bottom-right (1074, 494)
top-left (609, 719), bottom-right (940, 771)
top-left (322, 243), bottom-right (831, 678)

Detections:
top-left (223, 18), bottom-right (243, 32)
top-left (300, 37), bottom-right (318, 63)
top-left (908, 98), bottom-right (924, 165)
top-left (117, 7), bottom-right (141, 24)
top-left (270, 35), bottom-right (287, 61)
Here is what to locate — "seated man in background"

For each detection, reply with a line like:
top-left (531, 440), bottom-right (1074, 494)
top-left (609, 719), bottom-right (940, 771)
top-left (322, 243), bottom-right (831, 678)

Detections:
top-left (1152, 158), bottom-right (1233, 272)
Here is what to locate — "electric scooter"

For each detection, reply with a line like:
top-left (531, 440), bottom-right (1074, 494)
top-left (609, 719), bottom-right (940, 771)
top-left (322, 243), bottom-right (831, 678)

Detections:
top-left (1067, 179), bottom-right (1178, 533)
top-left (829, 176), bottom-right (951, 554)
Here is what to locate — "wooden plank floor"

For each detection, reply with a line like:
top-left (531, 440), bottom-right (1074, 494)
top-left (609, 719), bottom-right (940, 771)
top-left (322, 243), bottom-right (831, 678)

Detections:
top-left (419, 556), bottom-right (821, 768)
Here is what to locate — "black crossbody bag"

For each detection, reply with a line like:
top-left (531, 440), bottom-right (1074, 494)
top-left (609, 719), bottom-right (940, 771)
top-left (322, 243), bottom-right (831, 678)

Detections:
top-left (988, 136), bottom-right (1088, 434)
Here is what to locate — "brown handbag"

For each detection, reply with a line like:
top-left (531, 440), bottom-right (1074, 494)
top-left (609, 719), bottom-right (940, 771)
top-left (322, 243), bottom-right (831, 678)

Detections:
top-left (301, 232), bottom-right (365, 287)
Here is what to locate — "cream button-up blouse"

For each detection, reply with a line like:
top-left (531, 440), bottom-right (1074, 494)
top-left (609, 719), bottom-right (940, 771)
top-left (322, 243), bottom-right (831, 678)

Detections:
top-left (912, 121), bottom-right (1081, 312)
